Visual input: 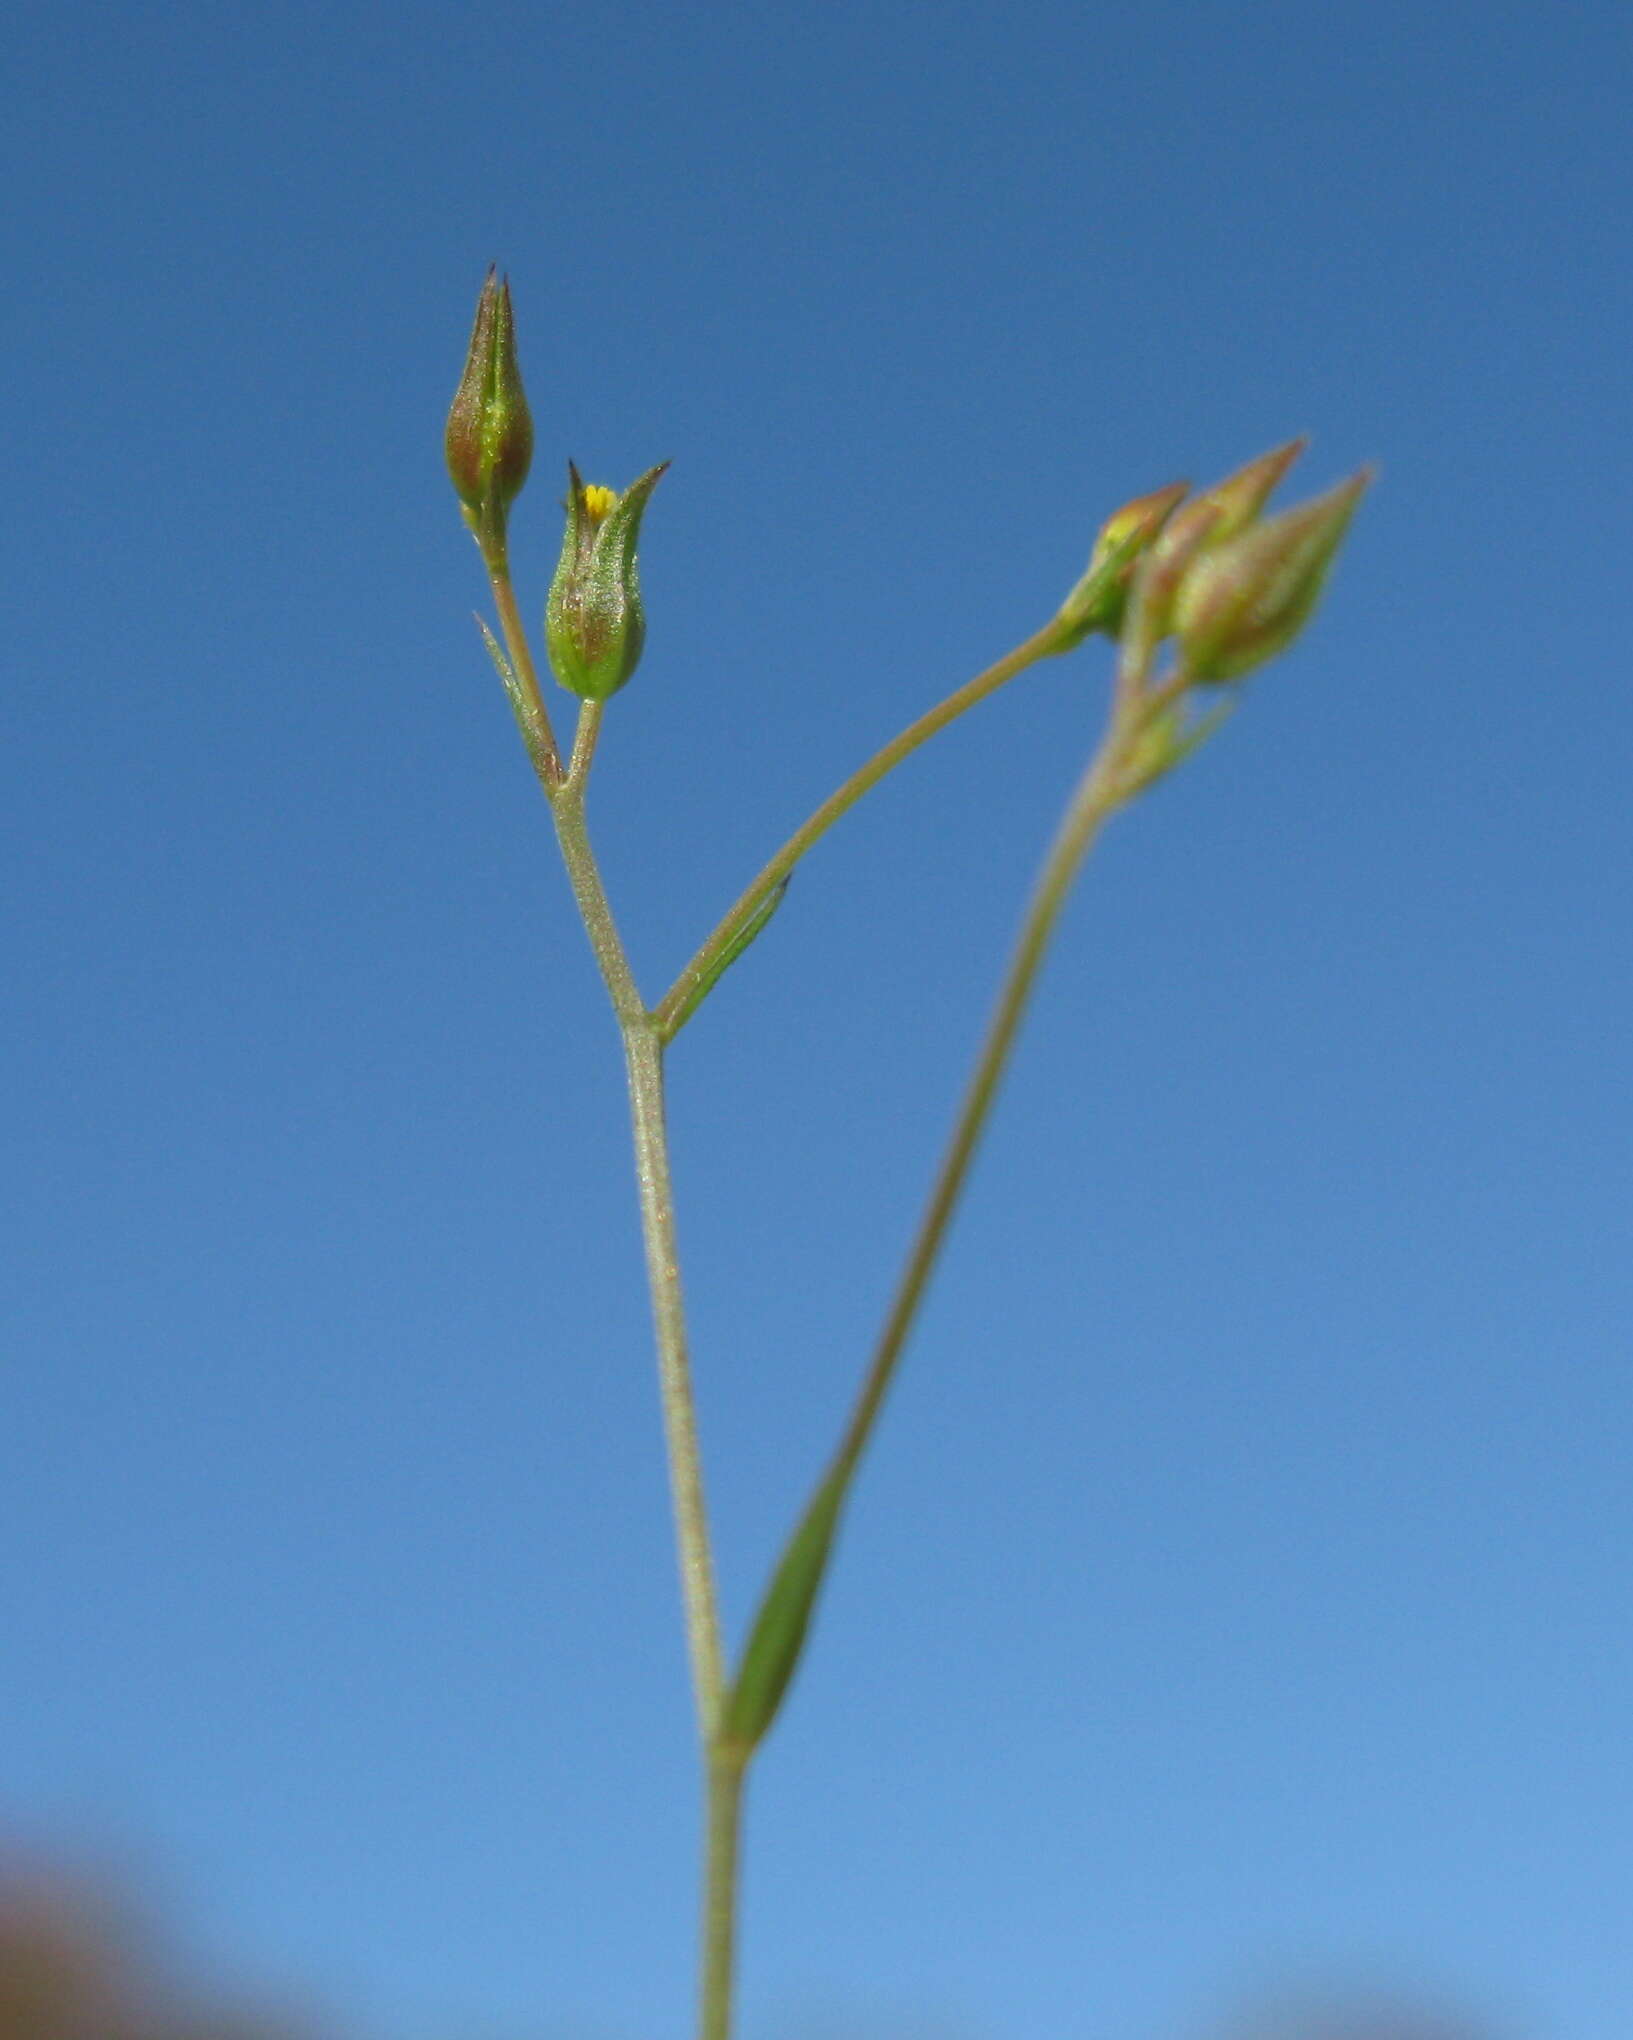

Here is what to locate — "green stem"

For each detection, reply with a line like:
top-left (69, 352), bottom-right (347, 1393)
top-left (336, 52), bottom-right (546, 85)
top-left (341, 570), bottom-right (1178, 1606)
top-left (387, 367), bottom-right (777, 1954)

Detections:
top-left (655, 620), bottom-right (1066, 1037)
top-left (624, 1022), bottom-right (727, 1733)
top-left (551, 783), bottom-right (727, 1733)
top-left (699, 1745), bottom-right (747, 2040)
top-left (551, 785), bottom-right (642, 1026)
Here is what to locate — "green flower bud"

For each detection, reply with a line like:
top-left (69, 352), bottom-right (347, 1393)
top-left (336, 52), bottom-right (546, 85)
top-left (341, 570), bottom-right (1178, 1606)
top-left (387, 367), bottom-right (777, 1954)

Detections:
top-left (544, 462), bottom-right (668, 699)
top-left (1173, 469), bottom-right (1372, 683)
top-left (1055, 479), bottom-right (1190, 646)
top-left (445, 269), bottom-right (533, 541)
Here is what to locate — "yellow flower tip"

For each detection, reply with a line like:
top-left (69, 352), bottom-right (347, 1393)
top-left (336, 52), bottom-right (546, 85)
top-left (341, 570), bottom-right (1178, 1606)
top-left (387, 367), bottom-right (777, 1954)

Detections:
top-left (582, 483), bottom-right (620, 523)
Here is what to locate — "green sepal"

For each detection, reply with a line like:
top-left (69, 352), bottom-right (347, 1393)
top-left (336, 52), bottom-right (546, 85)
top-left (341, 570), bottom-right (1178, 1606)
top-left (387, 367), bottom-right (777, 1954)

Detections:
top-left (1053, 523), bottom-right (1149, 651)
top-left (1054, 479), bottom-right (1190, 649)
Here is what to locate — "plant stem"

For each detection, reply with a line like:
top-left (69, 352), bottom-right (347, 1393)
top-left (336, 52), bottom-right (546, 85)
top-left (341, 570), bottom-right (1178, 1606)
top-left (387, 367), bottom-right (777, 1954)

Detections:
top-left (623, 1022), bottom-right (727, 1732)
top-left (568, 696), bottom-right (606, 788)
top-left (823, 672), bottom-right (1184, 1511)
top-left (551, 781), bottom-right (727, 1733)
top-left (699, 1745), bottom-right (747, 2040)
top-left (654, 620), bottom-right (1067, 1037)
top-left (552, 781), bottom-right (737, 2030)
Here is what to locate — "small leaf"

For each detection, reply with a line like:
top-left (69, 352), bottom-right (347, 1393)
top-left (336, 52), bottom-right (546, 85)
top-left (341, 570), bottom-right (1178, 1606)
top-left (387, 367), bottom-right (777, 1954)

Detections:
top-left (477, 614), bottom-right (553, 779)
top-left (1116, 696), bottom-right (1236, 802)
top-left (664, 876), bottom-right (791, 1039)
top-left (476, 613), bottom-right (517, 690)
top-left (721, 1466), bottom-right (846, 1754)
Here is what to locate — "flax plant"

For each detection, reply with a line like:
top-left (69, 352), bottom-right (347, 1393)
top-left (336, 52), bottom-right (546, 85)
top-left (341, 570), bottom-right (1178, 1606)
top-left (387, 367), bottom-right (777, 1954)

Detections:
top-left (445, 268), bottom-right (1370, 2040)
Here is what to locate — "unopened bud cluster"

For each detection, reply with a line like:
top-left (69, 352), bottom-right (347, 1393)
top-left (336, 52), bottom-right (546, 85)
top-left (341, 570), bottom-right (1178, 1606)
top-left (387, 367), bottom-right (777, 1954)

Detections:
top-left (1057, 439), bottom-right (1370, 682)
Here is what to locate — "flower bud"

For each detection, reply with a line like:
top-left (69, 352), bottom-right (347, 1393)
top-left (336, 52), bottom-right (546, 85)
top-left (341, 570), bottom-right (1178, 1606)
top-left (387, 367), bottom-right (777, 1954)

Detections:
top-left (1119, 495), bottom-right (1225, 654)
top-left (544, 461), bottom-right (668, 699)
top-left (1173, 470), bottom-right (1371, 682)
top-left (1194, 437), bottom-right (1307, 544)
top-left (1055, 480), bottom-right (1190, 646)
top-left (445, 269), bottom-right (533, 539)
top-left (1118, 440), bottom-right (1310, 656)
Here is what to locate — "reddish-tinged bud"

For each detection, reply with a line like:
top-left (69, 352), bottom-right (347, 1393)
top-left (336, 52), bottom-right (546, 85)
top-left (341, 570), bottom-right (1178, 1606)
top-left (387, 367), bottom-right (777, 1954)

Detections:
top-left (445, 269), bottom-right (533, 544)
top-left (1120, 495), bottom-right (1226, 654)
top-left (1173, 470), bottom-right (1372, 682)
top-left (1195, 437), bottom-right (1307, 543)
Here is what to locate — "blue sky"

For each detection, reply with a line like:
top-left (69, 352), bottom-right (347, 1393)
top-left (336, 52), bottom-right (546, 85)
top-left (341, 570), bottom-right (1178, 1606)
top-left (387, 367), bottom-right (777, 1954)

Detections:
top-left (3, 1), bottom-right (1629, 2035)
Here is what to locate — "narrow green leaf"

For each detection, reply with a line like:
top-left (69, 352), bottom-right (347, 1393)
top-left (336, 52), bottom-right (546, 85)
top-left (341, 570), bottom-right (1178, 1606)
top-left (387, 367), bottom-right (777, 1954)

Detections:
top-left (476, 614), bottom-right (553, 779)
top-left (664, 876), bottom-right (791, 1039)
top-left (1166, 697), bottom-right (1236, 771)
top-left (477, 612), bottom-right (522, 704)
top-left (721, 1465), bottom-right (846, 1753)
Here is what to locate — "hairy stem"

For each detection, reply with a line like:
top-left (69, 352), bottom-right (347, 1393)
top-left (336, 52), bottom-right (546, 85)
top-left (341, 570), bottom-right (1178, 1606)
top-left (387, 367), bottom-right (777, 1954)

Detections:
top-left (568, 696), bottom-right (606, 788)
top-left (551, 783), bottom-right (726, 1732)
top-left (623, 1022), bottom-right (727, 1732)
